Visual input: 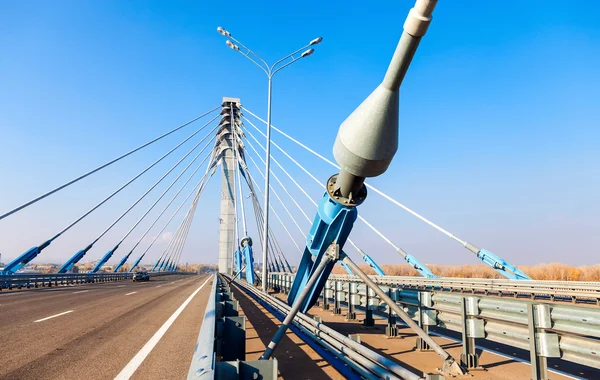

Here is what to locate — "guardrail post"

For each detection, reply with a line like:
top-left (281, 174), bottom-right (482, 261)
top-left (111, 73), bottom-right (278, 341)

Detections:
top-left (528, 303), bottom-right (560, 380)
top-left (333, 280), bottom-right (342, 315)
top-left (194, 273), bottom-right (278, 379)
top-left (386, 288), bottom-right (398, 337)
top-left (282, 274), bottom-right (286, 292)
top-left (460, 297), bottom-right (484, 369)
top-left (346, 282), bottom-right (357, 321)
top-left (363, 284), bottom-right (375, 327)
top-left (276, 273), bottom-right (281, 293)
top-left (321, 281), bottom-right (330, 311)
top-left (416, 291), bottom-right (432, 351)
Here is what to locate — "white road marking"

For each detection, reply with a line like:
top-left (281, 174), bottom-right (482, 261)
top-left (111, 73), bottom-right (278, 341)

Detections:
top-left (115, 276), bottom-right (212, 380)
top-left (117, 285), bottom-right (126, 288)
top-left (34, 310), bottom-right (74, 323)
top-left (125, 292), bottom-right (137, 296)
top-left (155, 285), bottom-right (163, 288)
top-left (73, 290), bottom-right (90, 294)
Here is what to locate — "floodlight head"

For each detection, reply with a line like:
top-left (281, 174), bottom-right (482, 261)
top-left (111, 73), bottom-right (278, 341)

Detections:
top-left (225, 40), bottom-right (239, 51)
top-left (309, 37), bottom-right (323, 46)
top-left (300, 48), bottom-right (314, 58)
top-left (217, 26), bottom-right (230, 37)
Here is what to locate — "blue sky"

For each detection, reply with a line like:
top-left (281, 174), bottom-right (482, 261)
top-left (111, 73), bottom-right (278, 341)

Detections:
top-left (1, 1), bottom-right (599, 269)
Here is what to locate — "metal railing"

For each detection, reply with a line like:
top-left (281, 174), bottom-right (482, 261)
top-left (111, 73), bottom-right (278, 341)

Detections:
top-left (188, 274), bottom-right (277, 379)
top-left (327, 274), bottom-right (600, 304)
top-left (270, 273), bottom-right (600, 379)
top-left (230, 274), bottom-right (443, 380)
top-left (0, 271), bottom-right (183, 290)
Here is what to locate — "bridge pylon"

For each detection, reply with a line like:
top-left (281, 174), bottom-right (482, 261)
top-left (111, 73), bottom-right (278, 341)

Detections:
top-left (217, 97), bottom-right (242, 275)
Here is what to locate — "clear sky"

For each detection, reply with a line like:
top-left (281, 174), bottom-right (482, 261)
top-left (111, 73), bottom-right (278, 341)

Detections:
top-left (1, 1), bottom-right (599, 269)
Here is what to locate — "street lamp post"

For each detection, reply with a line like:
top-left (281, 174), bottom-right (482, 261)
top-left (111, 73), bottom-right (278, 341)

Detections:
top-left (217, 26), bottom-right (322, 292)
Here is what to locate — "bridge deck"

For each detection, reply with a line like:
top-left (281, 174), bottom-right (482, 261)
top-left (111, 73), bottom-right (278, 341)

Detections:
top-left (0, 274), bottom-right (210, 380)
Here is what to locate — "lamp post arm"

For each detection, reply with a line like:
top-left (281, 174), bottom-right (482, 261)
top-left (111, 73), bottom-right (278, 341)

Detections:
top-left (271, 56), bottom-right (303, 76)
top-left (235, 49), bottom-right (270, 76)
top-left (229, 35), bottom-right (270, 71)
top-left (270, 43), bottom-right (312, 71)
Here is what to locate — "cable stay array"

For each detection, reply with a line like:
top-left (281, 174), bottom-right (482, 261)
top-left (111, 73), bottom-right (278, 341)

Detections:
top-left (113, 141), bottom-right (219, 272)
top-left (238, 152), bottom-right (291, 275)
top-left (241, 162), bottom-right (293, 273)
top-left (0, 106), bottom-right (221, 223)
top-left (59, 123), bottom-right (220, 274)
top-left (241, 106), bottom-right (530, 281)
top-left (139, 144), bottom-right (220, 273)
top-left (130, 152), bottom-right (217, 273)
top-left (1, 105), bottom-right (222, 274)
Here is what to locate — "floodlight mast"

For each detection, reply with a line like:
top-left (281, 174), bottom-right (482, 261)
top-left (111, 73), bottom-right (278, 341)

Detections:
top-left (217, 26), bottom-right (322, 291)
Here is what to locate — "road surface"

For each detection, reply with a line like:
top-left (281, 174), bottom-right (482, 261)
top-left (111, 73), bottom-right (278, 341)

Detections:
top-left (0, 274), bottom-right (211, 380)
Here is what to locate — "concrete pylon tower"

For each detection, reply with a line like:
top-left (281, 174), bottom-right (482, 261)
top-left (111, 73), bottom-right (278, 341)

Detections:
top-left (217, 97), bottom-right (241, 274)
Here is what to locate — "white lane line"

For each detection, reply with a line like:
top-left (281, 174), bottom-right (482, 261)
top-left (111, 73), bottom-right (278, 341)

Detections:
top-left (125, 292), bottom-right (137, 296)
top-left (73, 290), bottom-right (90, 294)
top-left (34, 310), bottom-right (74, 323)
top-left (115, 276), bottom-right (212, 380)
top-left (117, 285), bottom-right (126, 288)
top-left (155, 285), bottom-right (163, 288)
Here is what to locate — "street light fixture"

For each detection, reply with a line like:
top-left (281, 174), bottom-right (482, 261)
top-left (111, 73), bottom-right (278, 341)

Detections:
top-left (300, 49), bottom-right (314, 58)
top-left (217, 26), bottom-right (322, 291)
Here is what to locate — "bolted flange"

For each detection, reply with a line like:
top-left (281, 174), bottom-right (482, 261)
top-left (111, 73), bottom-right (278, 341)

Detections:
top-left (327, 174), bottom-right (367, 207)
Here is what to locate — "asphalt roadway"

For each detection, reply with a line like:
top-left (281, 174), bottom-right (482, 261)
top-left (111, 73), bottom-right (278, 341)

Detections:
top-left (0, 274), bottom-right (212, 380)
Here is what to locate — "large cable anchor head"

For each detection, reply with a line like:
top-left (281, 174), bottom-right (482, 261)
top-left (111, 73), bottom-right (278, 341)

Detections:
top-left (332, 0), bottom-right (436, 198)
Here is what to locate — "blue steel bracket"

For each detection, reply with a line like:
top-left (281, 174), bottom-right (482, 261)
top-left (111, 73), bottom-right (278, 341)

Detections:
top-left (58, 244), bottom-right (93, 273)
top-left (403, 252), bottom-right (438, 278)
top-left (276, 255), bottom-right (286, 273)
top-left (287, 177), bottom-right (364, 313)
top-left (283, 258), bottom-right (293, 273)
top-left (151, 258), bottom-right (163, 272)
top-left (129, 255), bottom-right (144, 272)
top-left (3, 240), bottom-right (51, 274)
top-left (91, 245), bottom-right (119, 273)
top-left (113, 251), bottom-right (132, 273)
top-left (273, 256), bottom-right (282, 273)
top-left (159, 259), bottom-right (169, 272)
top-left (234, 250), bottom-right (243, 279)
top-left (477, 248), bottom-right (531, 280)
top-left (241, 237), bottom-right (255, 284)
top-left (360, 251), bottom-right (385, 276)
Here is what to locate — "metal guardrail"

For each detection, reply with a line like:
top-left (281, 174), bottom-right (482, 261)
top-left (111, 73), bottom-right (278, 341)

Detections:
top-left (188, 274), bottom-right (277, 380)
top-left (327, 274), bottom-right (600, 304)
top-left (270, 273), bottom-right (600, 380)
top-left (230, 274), bottom-right (444, 380)
top-left (0, 272), bottom-right (184, 290)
